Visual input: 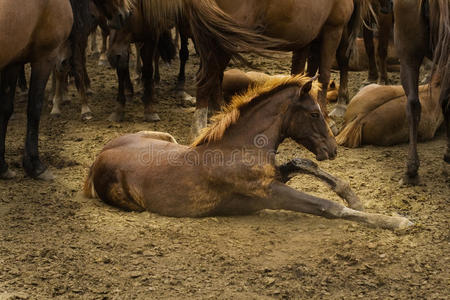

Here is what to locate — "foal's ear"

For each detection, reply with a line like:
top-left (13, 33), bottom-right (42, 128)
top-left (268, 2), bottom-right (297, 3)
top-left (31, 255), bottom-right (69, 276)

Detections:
top-left (297, 75), bottom-right (318, 99)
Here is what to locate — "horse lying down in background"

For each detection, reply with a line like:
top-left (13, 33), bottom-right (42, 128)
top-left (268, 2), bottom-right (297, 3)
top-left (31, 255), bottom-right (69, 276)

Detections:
top-left (222, 69), bottom-right (339, 103)
top-left (337, 77), bottom-right (443, 147)
top-left (84, 75), bottom-right (412, 230)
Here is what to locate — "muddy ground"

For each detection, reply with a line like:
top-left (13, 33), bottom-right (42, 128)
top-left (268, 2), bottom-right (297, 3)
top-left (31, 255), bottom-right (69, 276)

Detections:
top-left (0, 42), bottom-right (449, 299)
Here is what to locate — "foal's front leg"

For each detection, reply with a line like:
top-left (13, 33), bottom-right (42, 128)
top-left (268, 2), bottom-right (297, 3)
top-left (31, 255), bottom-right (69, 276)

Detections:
top-left (277, 158), bottom-right (364, 211)
top-left (268, 182), bottom-right (413, 230)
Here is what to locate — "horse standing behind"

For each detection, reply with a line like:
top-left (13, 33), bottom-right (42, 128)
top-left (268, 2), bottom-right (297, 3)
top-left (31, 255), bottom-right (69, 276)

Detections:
top-left (84, 76), bottom-right (413, 230)
top-left (394, 0), bottom-right (449, 184)
top-left (0, 0), bottom-right (131, 180)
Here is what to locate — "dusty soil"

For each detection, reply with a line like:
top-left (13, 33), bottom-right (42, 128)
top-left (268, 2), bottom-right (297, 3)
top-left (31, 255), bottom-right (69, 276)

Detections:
top-left (1, 44), bottom-right (449, 299)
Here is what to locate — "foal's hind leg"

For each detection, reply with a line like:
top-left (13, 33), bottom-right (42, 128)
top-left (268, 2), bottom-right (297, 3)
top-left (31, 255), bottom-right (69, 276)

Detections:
top-left (0, 64), bottom-right (21, 179)
top-left (267, 182), bottom-right (413, 230)
top-left (278, 158), bottom-right (364, 211)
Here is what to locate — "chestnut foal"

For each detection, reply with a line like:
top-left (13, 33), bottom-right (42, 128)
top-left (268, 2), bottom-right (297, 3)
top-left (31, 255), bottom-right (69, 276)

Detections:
top-left (84, 76), bottom-right (412, 230)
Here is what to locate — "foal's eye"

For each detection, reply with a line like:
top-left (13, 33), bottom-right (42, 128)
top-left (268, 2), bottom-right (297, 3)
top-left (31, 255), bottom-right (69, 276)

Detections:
top-left (311, 112), bottom-right (320, 119)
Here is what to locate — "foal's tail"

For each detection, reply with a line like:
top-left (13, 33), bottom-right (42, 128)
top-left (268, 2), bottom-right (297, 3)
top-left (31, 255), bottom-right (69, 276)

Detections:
top-left (83, 165), bottom-right (98, 199)
top-left (336, 116), bottom-right (364, 148)
top-left (184, 0), bottom-right (287, 87)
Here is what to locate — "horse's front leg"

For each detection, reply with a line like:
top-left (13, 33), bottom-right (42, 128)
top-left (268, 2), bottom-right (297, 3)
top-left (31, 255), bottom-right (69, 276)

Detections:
top-left (267, 182), bottom-right (413, 230)
top-left (23, 59), bottom-right (54, 180)
top-left (277, 158), bottom-right (364, 211)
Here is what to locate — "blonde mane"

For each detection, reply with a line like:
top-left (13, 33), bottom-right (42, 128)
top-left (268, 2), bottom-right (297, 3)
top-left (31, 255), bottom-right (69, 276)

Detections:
top-left (191, 75), bottom-right (320, 147)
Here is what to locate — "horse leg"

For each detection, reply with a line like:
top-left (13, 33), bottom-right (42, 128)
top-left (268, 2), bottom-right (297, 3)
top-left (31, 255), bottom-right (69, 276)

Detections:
top-left (0, 64), bottom-right (21, 179)
top-left (17, 65), bottom-right (28, 95)
top-left (98, 29), bottom-right (109, 66)
top-left (90, 27), bottom-right (99, 55)
top-left (190, 54), bottom-right (231, 140)
top-left (306, 41), bottom-right (320, 76)
top-left (23, 60), bottom-right (54, 180)
top-left (363, 26), bottom-right (378, 83)
top-left (278, 158), bottom-right (364, 211)
top-left (153, 52), bottom-right (160, 85)
top-left (72, 34), bottom-right (93, 121)
top-left (176, 31), bottom-right (195, 106)
top-left (318, 27), bottom-right (344, 135)
top-left (330, 31), bottom-right (350, 118)
top-left (134, 43), bottom-right (142, 85)
top-left (141, 41), bottom-right (160, 122)
top-left (109, 51), bottom-right (132, 122)
top-left (50, 68), bottom-right (68, 116)
top-left (377, 12), bottom-right (392, 85)
top-left (441, 84), bottom-right (450, 175)
top-left (266, 182), bottom-right (413, 230)
top-left (291, 47), bottom-right (309, 75)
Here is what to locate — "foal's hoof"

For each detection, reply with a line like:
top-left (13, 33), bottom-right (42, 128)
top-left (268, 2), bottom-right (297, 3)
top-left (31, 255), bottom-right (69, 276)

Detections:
top-left (399, 174), bottom-right (420, 186)
top-left (329, 104), bottom-right (347, 118)
top-left (35, 169), bottom-right (55, 181)
top-left (144, 113), bottom-right (161, 122)
top-left (50, 108), bottom-right (62, 116)
top-left (81, 112), bottom-right (93, 121)
top-left (0, 169), bottom-right (17, 180)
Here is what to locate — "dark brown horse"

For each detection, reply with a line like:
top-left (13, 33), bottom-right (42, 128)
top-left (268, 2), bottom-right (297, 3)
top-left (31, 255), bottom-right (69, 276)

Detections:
top-left (84, 76), bottom-right (412, 230)
top-left (394, 0), bottom-right (449, 184)
top-left (0, 0), bottom-right (131, 180)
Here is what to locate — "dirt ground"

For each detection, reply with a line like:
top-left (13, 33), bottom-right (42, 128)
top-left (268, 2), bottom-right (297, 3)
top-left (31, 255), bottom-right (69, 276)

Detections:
top-left (0, 42), bottom-right (449, 299)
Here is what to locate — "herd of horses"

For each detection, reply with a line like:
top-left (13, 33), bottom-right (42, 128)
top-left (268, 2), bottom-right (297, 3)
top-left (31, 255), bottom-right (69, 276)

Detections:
top-left (0, 0), bottom-right (448, 229)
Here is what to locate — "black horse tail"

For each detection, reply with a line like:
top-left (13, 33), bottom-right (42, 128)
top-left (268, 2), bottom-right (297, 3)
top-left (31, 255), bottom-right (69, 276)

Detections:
top-left (157, 30), bottom-right (177, 64)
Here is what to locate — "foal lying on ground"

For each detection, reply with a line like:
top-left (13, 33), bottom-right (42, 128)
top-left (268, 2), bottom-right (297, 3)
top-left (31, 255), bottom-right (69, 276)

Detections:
top-left (84, 76), bottom-right (412, 230)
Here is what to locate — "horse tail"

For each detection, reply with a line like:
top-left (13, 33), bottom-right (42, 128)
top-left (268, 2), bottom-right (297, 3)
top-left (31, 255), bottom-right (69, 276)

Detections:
top-left (157, 30), bottom-right (177, 64)
top-left (428, 0), bottom-right (450, 109)
top-left (346, 0), bottom-right (376, 56)
top-left (83, 165), bottom-right (98, 199)
top-left (336, 116), bottom-right (364, 148)
top-left (184, 0), bottom-right (287, 87)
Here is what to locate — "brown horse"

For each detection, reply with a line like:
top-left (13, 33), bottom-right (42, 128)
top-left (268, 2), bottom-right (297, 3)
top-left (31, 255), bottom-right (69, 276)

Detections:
top-left (363, 0), bottom-right (394, 85)
top-left (0, 0), bottom-right (131, 180)
top-left (337, 76), bottom-right (443, 147)
top-left (213, 0), bottom-right (372, 135)
top-left (84, 76), bottom-right (412, 230)
top-left (394, 0), bottom-right (449, 184)
top-left (222, 69), bottom-right (339, 103)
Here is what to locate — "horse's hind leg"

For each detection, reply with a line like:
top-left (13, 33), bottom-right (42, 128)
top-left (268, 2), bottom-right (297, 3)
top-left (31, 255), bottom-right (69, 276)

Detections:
top-left (72, 33), bottom-right (93, 121)
top-left (0, 64), bottom-right (21, 179)
top-left (141, 41), bottom-right (160, 122)
top-left (267, 182), bottom-right (413, 230)
top-left (377, 12), bottom-right (393, 85)
top-left (109, 49), bottom-right (133, 122)
top-left (277, 158), bottom-right (364, 211)
top-left (22, 60), bottom-right (54, 180)
top-left (17, 65), bottom-right (28, 94)
top-left (330, 29), bottom-right (350, 118)
top-left (176, 30), bottom-right (195, 106)
top-left (363, 25), bottom-right (378, 83)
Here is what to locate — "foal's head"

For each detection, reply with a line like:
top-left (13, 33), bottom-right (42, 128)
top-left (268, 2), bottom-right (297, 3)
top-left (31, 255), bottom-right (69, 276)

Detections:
top-left (283, 78), bottom-right (337, 161)
top-left (93, 0), bottom-right (131, 29)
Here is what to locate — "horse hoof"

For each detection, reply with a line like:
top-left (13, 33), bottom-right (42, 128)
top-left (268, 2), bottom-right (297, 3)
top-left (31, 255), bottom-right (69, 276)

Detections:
top-left (144, 113), bottom-right (161, 122)
top-left (108, 112), bottom-right (124, 122)
top-left (35, 169), bottom-right (55, 181)
top-left (393, 216), bottom-right (414, 230)
top-left (50, 108), bottom-right (61, 116)
top-left (362, 79), bottom-right (377, 86)
top-left (81, 112), bottom-right (93, 121)
top-left (442, 161), bottom-right (450, 177)
top-left (329, 105), bottom-right (347, 118)
top-left (0, 169), bottom-right (16, 180)
top-left (399, 175), bottom-right (420, 186)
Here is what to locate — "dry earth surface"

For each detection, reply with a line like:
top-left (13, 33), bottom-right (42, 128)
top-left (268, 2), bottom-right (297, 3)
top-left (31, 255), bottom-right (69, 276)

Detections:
top-left (1, 41), bottom-right (449, 299)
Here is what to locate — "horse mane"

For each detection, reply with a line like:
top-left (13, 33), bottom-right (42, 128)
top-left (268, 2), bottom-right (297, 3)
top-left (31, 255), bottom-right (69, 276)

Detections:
top-left (191, 75), bottom-right (320, 147)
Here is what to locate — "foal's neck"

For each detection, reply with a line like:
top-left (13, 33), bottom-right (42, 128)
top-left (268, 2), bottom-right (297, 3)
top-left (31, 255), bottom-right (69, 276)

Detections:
top-left (217, 87), bottom-right (295, 152)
